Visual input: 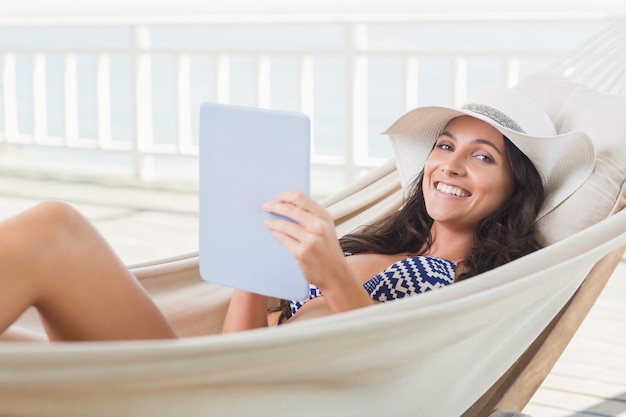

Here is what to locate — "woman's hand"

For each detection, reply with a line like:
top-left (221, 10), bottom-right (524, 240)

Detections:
top-left (261, 191), bottom-right (374, 313)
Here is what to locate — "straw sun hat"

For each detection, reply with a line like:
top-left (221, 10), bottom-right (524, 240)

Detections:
top-left (383, 86), bottom-right (595, 219)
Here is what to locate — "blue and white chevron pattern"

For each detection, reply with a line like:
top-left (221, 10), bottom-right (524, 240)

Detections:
top-left (363, 256), bottom-right (456, 302)
top-left (289, 256), bottom-right (456, 316)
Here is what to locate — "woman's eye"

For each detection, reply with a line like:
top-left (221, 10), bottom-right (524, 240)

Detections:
top-left (437, 143), bottom-right (452, 151)
top-left (475, 154), bottom-right (494, 163)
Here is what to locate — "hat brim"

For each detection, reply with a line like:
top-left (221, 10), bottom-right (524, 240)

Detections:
top-left (383, 105), bottom-right (595, 219)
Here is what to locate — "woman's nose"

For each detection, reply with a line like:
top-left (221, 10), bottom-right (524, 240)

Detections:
top-left (441, 156), bottom-right (466, 176)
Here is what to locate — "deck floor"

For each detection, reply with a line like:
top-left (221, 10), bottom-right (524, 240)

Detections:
top-left (523, 261), bottom-right (626, 417)
top-left (0, 169), bottom-right (624, 416)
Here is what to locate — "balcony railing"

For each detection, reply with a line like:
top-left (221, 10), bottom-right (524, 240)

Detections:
top-left (0, 12), bottom-right (617, 195)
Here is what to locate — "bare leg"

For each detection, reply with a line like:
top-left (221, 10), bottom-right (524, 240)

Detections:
top-left (0, 201), bottom-right (176, 341)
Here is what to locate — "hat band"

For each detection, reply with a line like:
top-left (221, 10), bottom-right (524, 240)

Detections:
top-left (461, 103), bottom-right (526, 134)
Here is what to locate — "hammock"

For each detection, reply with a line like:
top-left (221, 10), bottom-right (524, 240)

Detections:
top-left (2, 17), bottom-right (626, 417)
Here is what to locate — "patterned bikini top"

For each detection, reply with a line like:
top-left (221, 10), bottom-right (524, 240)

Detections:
top-left (289, 255), bottom-right (458, 317)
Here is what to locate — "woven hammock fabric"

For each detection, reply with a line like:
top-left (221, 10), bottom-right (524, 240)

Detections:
top-left (1, 185), bottom-right (625, 417)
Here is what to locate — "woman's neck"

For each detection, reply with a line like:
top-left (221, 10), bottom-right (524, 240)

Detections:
top-left (424, 223), bottom-right (474, 262)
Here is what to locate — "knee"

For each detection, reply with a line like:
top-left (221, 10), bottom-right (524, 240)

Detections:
top-left (0, 201), bottom-right (90, 279)
top-left (11, 201), bottom-right (90, 251)
top-left (32, 199), bottom-right (83, 225)
top-left (37, 199), bottom-right (89, 237)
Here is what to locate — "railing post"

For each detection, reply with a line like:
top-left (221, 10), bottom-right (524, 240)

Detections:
top-left (216, 54), bottom-right (230, 104)
top-left (452, 56), bottom-right (468, 106)
top-left (177, 53), bottom-right (193, 153)
top-left (32, 52), bottom-right (48, 144)
top-left (299, 55), bottom-right (314, 118)
top-left (404, 56), bottom-right (419, 111)
top-left (132, 25), bottom-right (154, 180)
top-left (2, 52), bottom-right (18, 142)
top-left (256, 54), bottom-right (271, 108)
top-left (64, 53), bottom-right (79, 145)
top-left (505, 57), bottom-right (520, 87)
top-left (96, 53), bottom-right (112, 148)
top-left (345, 22), bottom-right (369, 182)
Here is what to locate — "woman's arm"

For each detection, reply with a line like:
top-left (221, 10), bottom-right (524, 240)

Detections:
top-left (222, 290), bottom-right (270, 333)
top-left (262, 191), bottom-right (376, 314)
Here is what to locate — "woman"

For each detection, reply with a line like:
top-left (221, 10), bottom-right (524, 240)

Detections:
top-left (223, 86), bottom-right (594, 331)
top-left (0, 86), bottom-right (593, 341)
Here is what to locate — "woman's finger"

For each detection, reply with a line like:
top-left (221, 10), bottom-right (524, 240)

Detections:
top-left (262, 193), bottom-right (332, 229)
top-left (266, 228), bottom-right (302, 256)
top-left (262, 201), bottom-right (309, 225)
top-left (263, 216), bottom-right (307, 243)
top-left (271, 190), bottom-right (330, 219)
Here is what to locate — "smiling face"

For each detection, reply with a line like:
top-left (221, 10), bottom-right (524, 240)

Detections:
top-left (422, 115), bottom-right (515, 233)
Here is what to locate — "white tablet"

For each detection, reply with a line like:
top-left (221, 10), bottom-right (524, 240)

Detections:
top-left (198, 102), bottom-right (311, 301)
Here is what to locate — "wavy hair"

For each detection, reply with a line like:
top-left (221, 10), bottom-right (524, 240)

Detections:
top-left (340, 136), bottom-right (545, 280)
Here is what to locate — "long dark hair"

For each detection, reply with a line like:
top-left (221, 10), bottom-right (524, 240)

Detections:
top-left (340, 136), bottom-right (545, 280)
top-left (274, 136), bottom-right (544, 321)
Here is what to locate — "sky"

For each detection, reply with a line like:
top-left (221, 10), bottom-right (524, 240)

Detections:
top-left (1, 0), bottom-right (625, 18)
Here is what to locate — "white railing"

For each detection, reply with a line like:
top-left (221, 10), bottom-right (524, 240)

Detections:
top-left (0, 13), bottom-right (618, 195)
